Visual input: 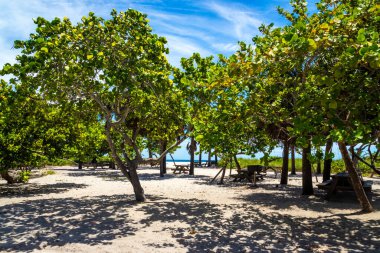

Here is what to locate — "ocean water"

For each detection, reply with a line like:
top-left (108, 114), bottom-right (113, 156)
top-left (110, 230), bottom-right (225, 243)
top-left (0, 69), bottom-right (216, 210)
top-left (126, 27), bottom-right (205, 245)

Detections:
top-left (169, 159), bottom-right (214, 162)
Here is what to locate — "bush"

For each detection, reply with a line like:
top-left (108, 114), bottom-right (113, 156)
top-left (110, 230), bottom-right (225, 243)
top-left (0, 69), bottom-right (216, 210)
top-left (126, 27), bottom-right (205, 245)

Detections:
top-left (18, 170), bottom-right (31, 183)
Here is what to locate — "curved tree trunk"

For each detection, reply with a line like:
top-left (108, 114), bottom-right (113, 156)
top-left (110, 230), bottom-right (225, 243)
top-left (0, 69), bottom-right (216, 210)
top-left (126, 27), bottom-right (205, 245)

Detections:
top-left (1, 171), bottom-right (16, 184)
top-left (105, 122), bottom-right (146, 201)
top-left (302, 143), bottom-right (314, 195)
top-left (233, 155), bottom-right (241, 172)
top-left (189, 137), bottom-right (196, 175)
top-left (128, 161), bottom-right (146, 202)
top-left (338, 142), bottom-right (373, 212)
top-left (280, 140), bottom-right (289, 185)
top-left (323, 138), bottom-right (333, 182)
top-left (290, 145), bottom-right (296, 175)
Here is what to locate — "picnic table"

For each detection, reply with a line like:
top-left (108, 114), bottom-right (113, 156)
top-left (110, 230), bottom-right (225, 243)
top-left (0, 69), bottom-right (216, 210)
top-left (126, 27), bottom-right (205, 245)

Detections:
top-left (80, 161), bottom-right (116, 170)
top-left (230, 165), bottom-right (266, 186)
top-left (172, 164), bottom-right (190, 174)
top-left (317, 172), bottom-right (373, 199)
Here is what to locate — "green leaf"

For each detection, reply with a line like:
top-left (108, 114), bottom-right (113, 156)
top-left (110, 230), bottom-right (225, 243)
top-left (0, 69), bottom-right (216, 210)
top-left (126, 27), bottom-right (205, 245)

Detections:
top-left (329, 101), bottom-right (337, 109)
top-left (41, 47), bottom-right (48, 53)
top-left (2, 64), bottom-right (11, 72)
top-left (36, 38), bottom-right (44, 44)
top-left (307, 39), bottom-right (317, 51)
top-left (87, 54), bottom-right (94, 60)
top-left (371, 32), bottom-right (379, 40)
top-left (320, 23), bottom-right (329, 30)
top-left (359, 47), bottom-right (369, 56)
top-left (357, 29), bottom-right (366, 42)
top-left (195, 135), bottom-right (204, 142)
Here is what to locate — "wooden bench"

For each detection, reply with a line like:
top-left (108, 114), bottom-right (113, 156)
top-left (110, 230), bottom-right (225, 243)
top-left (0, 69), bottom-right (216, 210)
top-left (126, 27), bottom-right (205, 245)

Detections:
top-left (172, 165), bottom-right (190, 174)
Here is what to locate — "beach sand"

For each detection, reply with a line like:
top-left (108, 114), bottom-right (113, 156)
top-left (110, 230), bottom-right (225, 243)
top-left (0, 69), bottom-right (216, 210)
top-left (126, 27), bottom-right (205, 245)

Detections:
top-left (1, 164), bottom-right (379, 252)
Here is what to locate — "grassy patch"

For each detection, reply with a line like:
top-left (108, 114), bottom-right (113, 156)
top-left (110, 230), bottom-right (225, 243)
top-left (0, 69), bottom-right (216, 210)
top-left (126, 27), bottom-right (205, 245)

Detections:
top-left (42, 170), bottom-right (56, 176)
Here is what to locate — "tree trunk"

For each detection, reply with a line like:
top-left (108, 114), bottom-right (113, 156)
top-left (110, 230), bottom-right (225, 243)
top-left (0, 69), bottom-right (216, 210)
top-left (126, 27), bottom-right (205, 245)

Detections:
top-left (78, 161), bottom-right (83, 170)
top-left (233, 155), bottom-right (241, 172)
top-left (104, 121), bottom-right (145, 202)
top-left (208, 151), bottom-right (211, 167)
top-left (1, 170), bottom-right (16, 184)
top-left (316, 161), bottom-right (321, 174)
top-left (214, 153), bottom-right (218, 166)
top-left (291, 145), bottom-right (296, 175)
top-left (148, 147), bottom-right (153, 166)
top-left (323, 138), bottom-right (333, 182)
top-left (104, 123), bottom-right (131, 180)
top-left (280, 141), bottom-right (289, 185)
top-left (350, 146), bottom-right (359, 170)
top-left (128, 161), bottom-right (146, 202)
top-left (198, 145), bottom-right (202, 167)
top-left (189, 137), bottom-right (196, 175)
top-left (160, 141), bottom-right (167, 177)
top-left (302, 143), bottom-right (314, 195)
top-left (219, 166), bottom-right (227, 184)
top-left (338, 142), bottom-right (373, 212)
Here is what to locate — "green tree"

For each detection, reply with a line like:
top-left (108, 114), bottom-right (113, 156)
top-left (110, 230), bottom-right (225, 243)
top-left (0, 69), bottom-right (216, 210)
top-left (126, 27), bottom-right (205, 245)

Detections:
top-left (2, 10), bottom-right (187, 201)
top-left (0, 81), bottom-right (77, 183)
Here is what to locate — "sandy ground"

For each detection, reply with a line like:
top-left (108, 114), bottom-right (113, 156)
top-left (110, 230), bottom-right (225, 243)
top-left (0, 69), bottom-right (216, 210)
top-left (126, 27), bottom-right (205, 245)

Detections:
top-left (1, 163), bottom-right (379, 253)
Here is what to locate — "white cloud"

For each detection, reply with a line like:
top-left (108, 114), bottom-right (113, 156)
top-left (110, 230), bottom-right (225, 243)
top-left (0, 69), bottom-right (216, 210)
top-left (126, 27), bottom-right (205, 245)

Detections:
top-left (212, 43), bottom-right (239, 52)
top-left (205, 1), bottom-right (264, 41)
top-left (0, 0), bottom-right (92, 68)
top-left (164, 34), bottom-right (213, 67)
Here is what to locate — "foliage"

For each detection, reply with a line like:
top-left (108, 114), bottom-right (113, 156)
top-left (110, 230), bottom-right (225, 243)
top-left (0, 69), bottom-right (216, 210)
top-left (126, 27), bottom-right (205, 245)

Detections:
top-left (0, 81), bottom-right (78, 173)
top-left (18, 170), bottom-right (31, 183)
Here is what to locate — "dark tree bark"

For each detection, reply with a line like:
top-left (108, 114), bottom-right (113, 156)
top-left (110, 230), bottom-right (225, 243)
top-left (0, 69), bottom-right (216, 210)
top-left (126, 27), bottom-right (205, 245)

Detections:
top-left (198, 144), bottom-right (202, 167)
top-left (208, 150), bottom-right (211, 167)
top-left (105, 122), bottom-right (146, 202)
top-left (290, 145), bottom-right (296, 175)
top-left (1, 171), bottom-right (16, 184)
top-left (128, 161), bottom-right (146, 202)
top-left (338, 142), bottom-right (373, 212)
top-left (78, 161), bottom-right (83, 170)
top-left (233, 155), bottom-right (241, 172)
top-left (189, 137), bottom-right (196, 175)
top-left (148, 146), bottom-right (154, 166)
top-left (219, 166), bottom-right (227, 184)
top-left (323, 138), bottom-right (333, 182)
top-left (214, 153), bottom-right (218, 166)
top-left (280, 141), bottom-right (290, 185)
top-left (160, 141), bottom-right (167, 177)
top-left (316, 161), bottom-right (322, 174)
top-left (302, 143), bottom-right (314, 195)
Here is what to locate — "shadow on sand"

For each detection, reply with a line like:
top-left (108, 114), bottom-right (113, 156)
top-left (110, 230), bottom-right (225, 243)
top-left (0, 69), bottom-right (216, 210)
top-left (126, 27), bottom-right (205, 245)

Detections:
top-left (0, 182), bottom-right (88, 199)
top-left (1, 192), bottom-right (379, 252)
top-left (66, 168), bottom-right (209, 182)
top-left (0, 194), bottom-right (139, 252)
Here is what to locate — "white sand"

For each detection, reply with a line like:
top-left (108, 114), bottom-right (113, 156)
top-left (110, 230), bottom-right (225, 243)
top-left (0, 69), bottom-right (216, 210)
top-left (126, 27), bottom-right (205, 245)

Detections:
top-left (1, 165), bottom-right (379, 252)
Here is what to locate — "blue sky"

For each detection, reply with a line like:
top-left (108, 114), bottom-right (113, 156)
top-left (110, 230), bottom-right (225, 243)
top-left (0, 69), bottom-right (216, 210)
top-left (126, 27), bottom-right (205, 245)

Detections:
top-left (0, 0), bottom-right (300, 68)
top-left (0, 0), bottom-right (326, 160)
